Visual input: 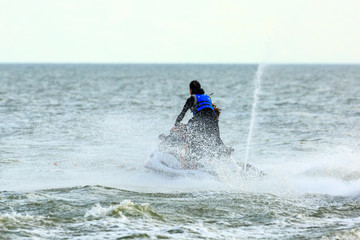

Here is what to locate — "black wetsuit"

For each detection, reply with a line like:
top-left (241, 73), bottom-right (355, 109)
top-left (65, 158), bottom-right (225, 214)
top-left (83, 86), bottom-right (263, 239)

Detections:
top-left (175, 90), bottom-right (224, 157)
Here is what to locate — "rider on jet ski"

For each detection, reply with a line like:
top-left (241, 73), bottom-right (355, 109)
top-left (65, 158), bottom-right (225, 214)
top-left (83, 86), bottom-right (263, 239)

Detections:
top-left (171, 80), bottom-right (232, 168)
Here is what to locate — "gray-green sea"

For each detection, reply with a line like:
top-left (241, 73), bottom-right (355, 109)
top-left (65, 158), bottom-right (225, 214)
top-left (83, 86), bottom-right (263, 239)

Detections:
top-left (1, 64), bottom-right (359, 239)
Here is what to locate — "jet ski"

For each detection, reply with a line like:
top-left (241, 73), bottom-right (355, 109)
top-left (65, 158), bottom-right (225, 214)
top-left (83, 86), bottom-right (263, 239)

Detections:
top-left (144, 151), bottom-right (217, 177)
top-left (144, 125), bottom-right (266, 178)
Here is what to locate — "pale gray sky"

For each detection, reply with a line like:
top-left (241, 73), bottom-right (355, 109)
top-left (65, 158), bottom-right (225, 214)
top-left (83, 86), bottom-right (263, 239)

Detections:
top-left (1, 0), bottom-right (359, 63)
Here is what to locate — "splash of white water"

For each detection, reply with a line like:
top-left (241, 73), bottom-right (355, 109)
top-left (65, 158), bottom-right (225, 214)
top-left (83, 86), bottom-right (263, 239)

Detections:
top-left (244, 64), bottom-right (266, 170)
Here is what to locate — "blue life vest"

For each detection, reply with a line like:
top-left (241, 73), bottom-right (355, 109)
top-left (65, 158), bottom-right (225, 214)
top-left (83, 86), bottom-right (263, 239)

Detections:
top-left (192, 94), bottom-right (215, 115)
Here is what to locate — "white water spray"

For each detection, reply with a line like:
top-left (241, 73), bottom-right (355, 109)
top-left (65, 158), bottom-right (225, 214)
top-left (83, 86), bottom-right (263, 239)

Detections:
top-left (244, 64), bottom-right (266, 170)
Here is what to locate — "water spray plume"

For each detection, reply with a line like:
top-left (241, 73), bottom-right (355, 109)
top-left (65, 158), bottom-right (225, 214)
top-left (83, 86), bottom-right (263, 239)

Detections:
top-left (244, 64), bottom-right (266, 170)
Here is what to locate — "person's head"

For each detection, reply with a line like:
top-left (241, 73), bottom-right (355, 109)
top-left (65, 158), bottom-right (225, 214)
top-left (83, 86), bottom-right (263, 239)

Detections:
top-left (189, 80), bottom-right (203, 95)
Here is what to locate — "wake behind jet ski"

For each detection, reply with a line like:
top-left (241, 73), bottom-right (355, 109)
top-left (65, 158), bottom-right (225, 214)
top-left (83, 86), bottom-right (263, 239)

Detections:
top-left (144, 126), bottom-right (265, 178)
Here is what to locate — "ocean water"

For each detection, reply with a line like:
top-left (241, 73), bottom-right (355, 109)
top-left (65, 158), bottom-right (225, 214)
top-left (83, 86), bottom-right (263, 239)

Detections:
top-left (0, 64), bottom-right (359, 239)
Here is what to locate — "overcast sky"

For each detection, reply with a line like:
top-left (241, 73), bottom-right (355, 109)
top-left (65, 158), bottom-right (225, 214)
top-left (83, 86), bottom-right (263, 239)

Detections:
top-left (0, 0), bottom-right (359, 63)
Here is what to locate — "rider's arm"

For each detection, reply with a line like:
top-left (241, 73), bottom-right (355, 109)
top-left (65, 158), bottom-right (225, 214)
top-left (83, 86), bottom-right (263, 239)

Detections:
top-left (175, 96), bottom-right (194, 126)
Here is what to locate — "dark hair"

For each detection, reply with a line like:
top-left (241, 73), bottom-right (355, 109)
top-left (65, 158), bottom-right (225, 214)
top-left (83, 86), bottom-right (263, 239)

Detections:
top-left (189, 80), bottom-right (201, 91)
top-left (189, 80), bottom-right (204, 94)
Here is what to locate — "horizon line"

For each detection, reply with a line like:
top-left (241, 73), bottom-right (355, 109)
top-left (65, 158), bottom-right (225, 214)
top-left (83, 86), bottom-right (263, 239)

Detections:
top-left (0, 62), bottom-right (359, 65)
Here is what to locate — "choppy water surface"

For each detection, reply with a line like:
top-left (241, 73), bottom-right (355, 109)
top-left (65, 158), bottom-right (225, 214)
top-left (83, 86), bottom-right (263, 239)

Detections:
top-left (1, 64), bottom-right (359, 239)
